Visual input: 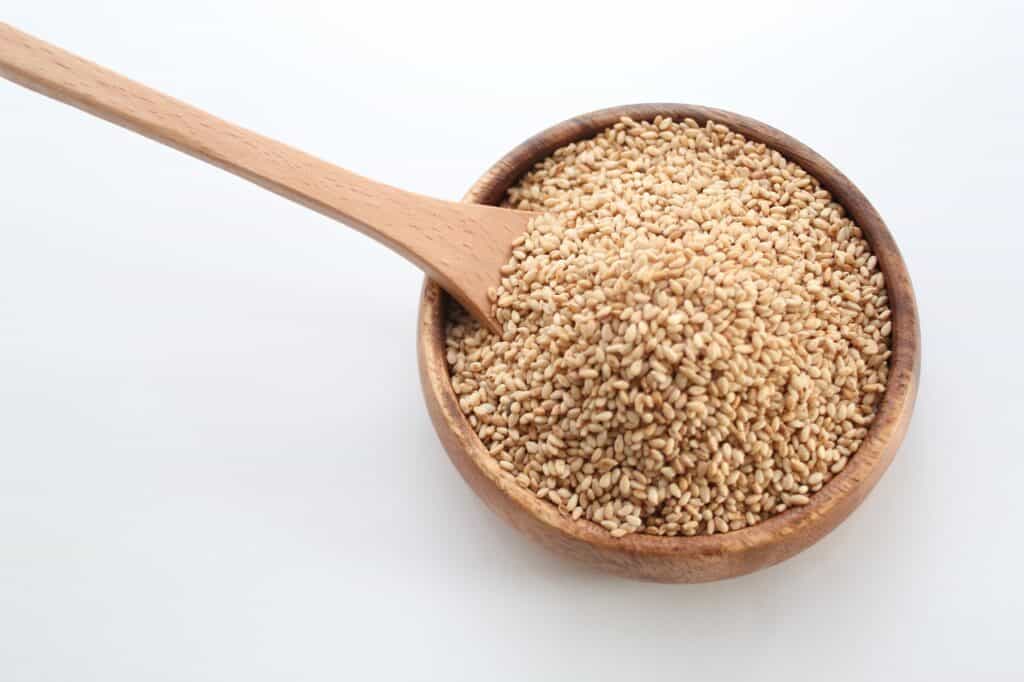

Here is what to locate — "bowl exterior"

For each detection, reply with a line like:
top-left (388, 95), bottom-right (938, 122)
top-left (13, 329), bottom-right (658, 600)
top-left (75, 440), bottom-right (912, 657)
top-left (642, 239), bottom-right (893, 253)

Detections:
top-left (417, 104), bottom-right (920, 582)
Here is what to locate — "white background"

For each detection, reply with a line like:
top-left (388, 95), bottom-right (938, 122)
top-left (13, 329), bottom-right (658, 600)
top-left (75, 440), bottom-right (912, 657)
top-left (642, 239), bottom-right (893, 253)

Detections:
top-left (2, 1), bottom-right (1022, 680)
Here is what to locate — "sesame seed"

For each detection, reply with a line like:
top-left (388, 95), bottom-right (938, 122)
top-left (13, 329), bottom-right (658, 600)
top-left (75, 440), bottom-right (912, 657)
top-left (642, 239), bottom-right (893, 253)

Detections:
top-left (445, 117), bottom-right (890, 538)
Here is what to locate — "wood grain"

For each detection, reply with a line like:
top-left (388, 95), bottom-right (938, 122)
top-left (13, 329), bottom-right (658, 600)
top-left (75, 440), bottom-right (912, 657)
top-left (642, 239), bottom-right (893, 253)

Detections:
top-left (419, 104), bottom-right (921, 582)
top-left (0, 22), bottom-right (530, 332)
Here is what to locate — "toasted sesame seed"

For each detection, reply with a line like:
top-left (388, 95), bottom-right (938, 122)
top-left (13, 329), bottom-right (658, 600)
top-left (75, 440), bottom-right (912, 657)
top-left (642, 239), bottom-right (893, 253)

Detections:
top-left (445, 117), bottom-right (890, 539)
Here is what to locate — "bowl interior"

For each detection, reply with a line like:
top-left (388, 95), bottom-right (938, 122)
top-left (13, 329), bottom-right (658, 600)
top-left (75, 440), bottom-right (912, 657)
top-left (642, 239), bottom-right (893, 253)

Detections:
top-left (418, 104), bottom-right (919, 581)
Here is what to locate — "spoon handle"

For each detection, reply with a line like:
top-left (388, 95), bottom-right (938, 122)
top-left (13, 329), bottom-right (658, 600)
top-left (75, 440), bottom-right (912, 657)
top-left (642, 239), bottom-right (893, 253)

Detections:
top-left (0, 23), bottom-right (526, 330)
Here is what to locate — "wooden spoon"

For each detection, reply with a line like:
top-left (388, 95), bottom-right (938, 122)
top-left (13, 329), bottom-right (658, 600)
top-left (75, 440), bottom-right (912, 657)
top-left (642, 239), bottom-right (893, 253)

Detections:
top-left (0, 23), bottom-right (532, 332)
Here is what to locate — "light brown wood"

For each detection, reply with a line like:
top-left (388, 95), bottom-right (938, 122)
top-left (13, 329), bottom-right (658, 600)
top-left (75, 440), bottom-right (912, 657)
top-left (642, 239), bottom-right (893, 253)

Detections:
top-left (0, 22), bottom-right (529, 332)
top-left (419, 104), bottom-right (921, 582)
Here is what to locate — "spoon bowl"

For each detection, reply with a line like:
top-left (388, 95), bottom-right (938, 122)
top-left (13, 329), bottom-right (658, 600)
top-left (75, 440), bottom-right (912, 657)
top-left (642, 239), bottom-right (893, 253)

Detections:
top-left (419, 103), bottom-right (920, 583)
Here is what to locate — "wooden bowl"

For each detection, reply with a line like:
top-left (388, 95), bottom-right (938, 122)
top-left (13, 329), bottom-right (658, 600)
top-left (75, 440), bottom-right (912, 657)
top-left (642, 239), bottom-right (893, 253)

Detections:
top-left (417, 104), bottom-right (920, 583)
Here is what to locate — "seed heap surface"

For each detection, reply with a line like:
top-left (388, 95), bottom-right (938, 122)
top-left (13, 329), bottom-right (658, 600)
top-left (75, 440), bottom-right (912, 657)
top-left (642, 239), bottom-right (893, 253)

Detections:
top-left (445, 116), bottom-right (891, 538)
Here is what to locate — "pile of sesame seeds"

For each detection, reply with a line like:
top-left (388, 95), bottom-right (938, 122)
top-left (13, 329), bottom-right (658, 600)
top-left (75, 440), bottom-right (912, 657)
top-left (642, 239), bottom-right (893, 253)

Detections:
top-left (445, 116), bottom-right (891, 538)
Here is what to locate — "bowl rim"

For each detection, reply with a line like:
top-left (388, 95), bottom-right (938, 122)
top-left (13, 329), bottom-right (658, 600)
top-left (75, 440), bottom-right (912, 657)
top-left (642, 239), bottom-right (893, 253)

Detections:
top-left (418, 103), bottom-right (920, 579)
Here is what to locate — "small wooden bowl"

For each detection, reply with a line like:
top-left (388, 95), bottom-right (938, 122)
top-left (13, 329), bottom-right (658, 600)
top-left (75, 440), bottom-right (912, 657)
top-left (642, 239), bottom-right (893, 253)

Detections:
top-left (418, 104), bottom-right (920, 583)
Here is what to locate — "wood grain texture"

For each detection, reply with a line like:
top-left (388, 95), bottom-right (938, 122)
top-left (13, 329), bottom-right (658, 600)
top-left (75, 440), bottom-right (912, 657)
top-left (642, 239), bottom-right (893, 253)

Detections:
top-left (0, 22), bottom-right (529, 332)
top-left (419, 104), bottom-right (921, 583)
